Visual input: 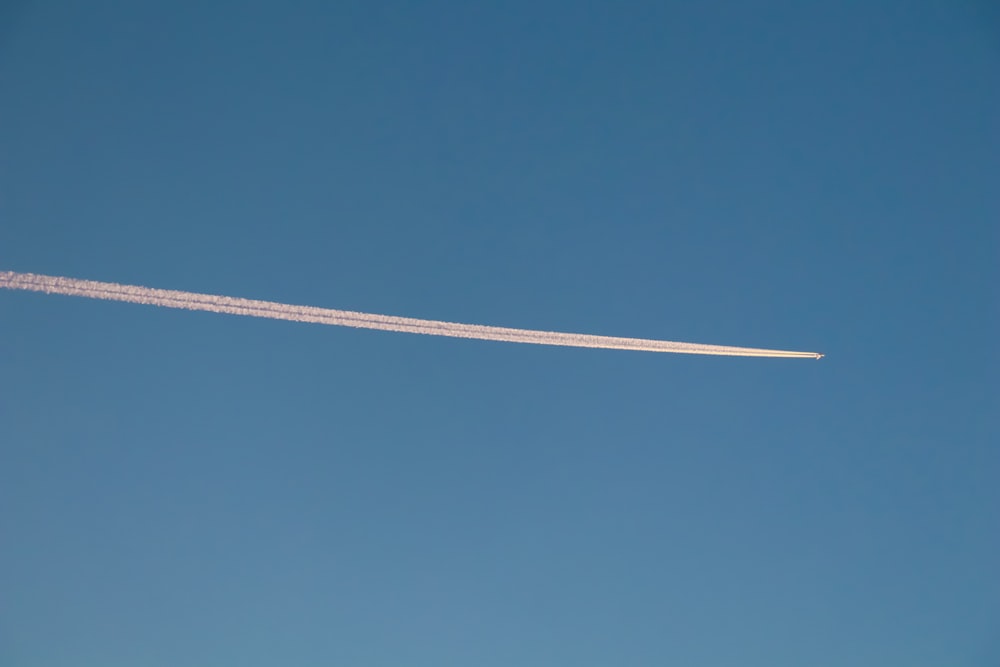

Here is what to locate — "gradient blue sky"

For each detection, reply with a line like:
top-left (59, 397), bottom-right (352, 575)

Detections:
top-left (1, 2), bottom-right (997, 665)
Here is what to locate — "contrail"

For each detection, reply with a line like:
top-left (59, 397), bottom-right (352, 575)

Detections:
top-left (0, 271), bottom-right (823, 358)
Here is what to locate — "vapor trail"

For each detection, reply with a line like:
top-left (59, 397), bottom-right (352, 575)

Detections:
top-left (0, 271), bottom-right (823, 358)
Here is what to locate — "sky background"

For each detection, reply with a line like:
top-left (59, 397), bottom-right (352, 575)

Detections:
top-left (1, 1), bottom-right (997, 665)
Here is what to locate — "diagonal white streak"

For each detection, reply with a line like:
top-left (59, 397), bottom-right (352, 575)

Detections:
top-left (0, 271), bottom-right (823, 358)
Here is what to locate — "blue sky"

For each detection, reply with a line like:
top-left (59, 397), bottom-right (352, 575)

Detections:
top-left (1, 1), bottom-right (997, 665)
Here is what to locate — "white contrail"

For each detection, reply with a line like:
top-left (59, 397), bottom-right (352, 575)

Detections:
top-left (0, 271), bottom-right (823, 358)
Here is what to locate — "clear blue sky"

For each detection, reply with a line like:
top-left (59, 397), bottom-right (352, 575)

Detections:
top-left (1, 2), bottom-right (997, 665)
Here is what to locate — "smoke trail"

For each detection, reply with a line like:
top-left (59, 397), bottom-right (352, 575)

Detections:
top-left (0, 271), bottom-right (823, 358)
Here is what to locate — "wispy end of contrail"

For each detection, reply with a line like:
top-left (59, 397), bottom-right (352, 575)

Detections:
top-left (0, 271), bottom-right (823, 359)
